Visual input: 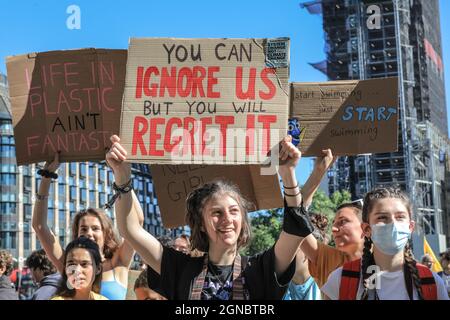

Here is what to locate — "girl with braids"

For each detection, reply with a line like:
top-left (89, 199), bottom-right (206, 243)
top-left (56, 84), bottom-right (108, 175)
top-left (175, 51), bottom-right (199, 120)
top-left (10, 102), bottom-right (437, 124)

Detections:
top-left (32, 152), bottom-right (144, 300)
top-left (108, 134), bottom-right (311, 300)
top-left (321, 187), bottom-right (448, 300)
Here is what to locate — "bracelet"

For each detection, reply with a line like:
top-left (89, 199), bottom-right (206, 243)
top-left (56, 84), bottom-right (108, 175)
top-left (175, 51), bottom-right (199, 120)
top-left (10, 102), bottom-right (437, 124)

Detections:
top-left (35, 193), bottom-right (49, 201)
top-left (113, 179), bottom-right (133, 194)
top-left (283, 183), bottom-right (299, 190)
top-left (284, 190), bottom-right (301, 197)
top-left (103, 179), bottom-right (133, 209)
top-left (37, 169), bottom-right (58, 180)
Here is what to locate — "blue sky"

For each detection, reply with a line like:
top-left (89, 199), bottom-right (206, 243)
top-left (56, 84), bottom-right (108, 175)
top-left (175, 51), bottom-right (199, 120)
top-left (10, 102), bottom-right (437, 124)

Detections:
top-left (0, 0), bottom-right (449, 185)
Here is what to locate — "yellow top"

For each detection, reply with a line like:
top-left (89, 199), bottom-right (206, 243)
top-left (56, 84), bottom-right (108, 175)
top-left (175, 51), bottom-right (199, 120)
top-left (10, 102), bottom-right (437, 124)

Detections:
top-left (308, 242), bottom-right (349, 288)
top-left (51, 291), bottom-right (108, 300)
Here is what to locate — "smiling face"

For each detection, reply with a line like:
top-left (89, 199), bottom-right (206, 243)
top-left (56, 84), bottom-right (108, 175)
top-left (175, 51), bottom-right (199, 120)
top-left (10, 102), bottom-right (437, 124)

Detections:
top-left (331, 207), bottom-right (365, 253)
top-left (201, 194), bottom-right (243, 251)
top-left (361, 198), bottom-right (414, 237)
top-left (77, 215), bottom-right (104, 254)
top-left (65, 248), bottom-right (97, 290)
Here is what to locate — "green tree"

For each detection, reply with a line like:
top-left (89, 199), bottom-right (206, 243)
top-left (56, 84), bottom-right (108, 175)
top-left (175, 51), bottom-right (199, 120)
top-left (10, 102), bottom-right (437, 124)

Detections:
top-left (309, 189), bottom-right (351, 240)
top-left (242, 208), bottom-right (282, 256)
top-left (242, 189), bottom-right (351, 255)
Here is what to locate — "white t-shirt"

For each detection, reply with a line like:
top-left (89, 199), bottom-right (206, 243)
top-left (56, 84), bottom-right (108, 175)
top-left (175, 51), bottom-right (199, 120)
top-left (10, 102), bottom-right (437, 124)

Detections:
top-left (321, 266), bottom-right (449, 300)
top-left (439, 272), bottom-right (450, 296)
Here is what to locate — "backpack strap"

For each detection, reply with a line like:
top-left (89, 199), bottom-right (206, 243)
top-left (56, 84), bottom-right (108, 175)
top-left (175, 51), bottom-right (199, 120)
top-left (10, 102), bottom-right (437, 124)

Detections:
top-left (339, 259), bottom-right (361, 300)
top-left (416, 263), bottom-right (438, 300)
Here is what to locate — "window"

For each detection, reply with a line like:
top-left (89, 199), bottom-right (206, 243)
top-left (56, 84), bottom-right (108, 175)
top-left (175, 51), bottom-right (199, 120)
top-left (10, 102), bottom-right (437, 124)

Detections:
top-left (69, 163), bottom-right (77, 175)
top-left (70, 186), bottom-right (77, 200)
top-left (80, 163), bottom-right (86, 177)
top-left (80, 188), bottom-right (87, 203)
top-left (0, 173), bottom-right (16, 186)
top-left (59, 184), bottom-right (66, 198)
top-left (89, 191), bottom-right (96, 207)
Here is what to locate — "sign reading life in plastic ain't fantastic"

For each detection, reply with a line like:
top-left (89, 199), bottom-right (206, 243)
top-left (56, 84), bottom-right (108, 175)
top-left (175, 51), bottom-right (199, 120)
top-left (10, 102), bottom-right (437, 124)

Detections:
top-left (120, 38), bottom-right (290, 164)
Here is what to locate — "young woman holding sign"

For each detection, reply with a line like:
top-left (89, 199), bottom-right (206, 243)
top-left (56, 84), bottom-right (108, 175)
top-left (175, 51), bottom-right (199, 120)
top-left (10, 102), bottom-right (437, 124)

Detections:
top-left (32, 153), bottom-right (144, 300)
top-left (107, 134), bottom-right (313, 300)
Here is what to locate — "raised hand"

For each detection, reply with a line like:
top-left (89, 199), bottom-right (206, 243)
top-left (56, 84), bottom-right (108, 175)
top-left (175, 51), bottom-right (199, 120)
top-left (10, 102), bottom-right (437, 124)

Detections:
top-left (43, 152), bottom-right (61, 173)
top-left (314, 149), bottom-right (337, 173)
top-left (106, 135), bottom-right (131, 185)
top-left (278, 135), bottom-right (302, 176)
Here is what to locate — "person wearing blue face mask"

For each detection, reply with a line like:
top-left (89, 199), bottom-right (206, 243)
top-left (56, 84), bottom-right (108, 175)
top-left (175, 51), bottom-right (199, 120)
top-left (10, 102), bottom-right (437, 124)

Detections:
top-left (321, 187), bottom-right (449, 300)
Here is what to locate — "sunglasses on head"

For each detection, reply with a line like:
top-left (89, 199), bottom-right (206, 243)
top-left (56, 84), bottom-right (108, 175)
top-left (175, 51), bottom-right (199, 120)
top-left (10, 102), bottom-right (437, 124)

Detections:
top-left (337, 199), bottom-right (364, 210)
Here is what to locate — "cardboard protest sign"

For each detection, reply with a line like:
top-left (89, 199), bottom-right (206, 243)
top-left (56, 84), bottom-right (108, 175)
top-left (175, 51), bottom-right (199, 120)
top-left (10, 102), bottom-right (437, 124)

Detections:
top-left (121, 38), bottom-right (290, 165)
top-left (151, 164), bottom-right (283, 228)
top-left (6, 49), bottom-right (127, 165)
top-left (289, 77), bottom-right (398, 156)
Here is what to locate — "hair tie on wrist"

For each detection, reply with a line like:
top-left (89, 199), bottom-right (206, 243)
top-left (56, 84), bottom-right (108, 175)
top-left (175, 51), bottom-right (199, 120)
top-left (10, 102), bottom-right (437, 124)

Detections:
top-left (283, 183), bottom-right (299, 190)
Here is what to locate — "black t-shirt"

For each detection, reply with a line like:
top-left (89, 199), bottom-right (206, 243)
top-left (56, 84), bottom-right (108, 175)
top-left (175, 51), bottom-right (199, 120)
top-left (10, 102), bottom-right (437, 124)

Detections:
top-left (202, 263), bottom-right (233, 300)
top-left (158, 246), bottom-right (295, 300)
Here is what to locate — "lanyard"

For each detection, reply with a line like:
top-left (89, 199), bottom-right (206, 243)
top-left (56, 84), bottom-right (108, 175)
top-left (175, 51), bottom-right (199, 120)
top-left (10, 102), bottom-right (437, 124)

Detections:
top-left (190, 253), bottom-right (247, 300)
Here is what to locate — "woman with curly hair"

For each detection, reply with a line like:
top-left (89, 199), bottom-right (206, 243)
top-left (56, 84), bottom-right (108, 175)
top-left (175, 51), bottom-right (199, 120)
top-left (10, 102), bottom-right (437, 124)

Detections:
top-left (0, 250), bottom-right (18, 300)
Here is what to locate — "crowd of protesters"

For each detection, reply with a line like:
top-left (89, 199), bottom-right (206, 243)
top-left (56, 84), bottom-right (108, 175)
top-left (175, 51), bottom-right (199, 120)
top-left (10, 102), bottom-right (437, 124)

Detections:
top-left (0, 134), bottom-right (449, 300)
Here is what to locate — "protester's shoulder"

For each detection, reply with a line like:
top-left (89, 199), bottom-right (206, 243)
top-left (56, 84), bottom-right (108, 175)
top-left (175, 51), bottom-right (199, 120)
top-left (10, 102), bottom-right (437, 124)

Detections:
top-left (320, 266), bottom-right (344, 300)
top-left (317, 242), bottom-right (342, 255)
top-left (430, 272), bottom-right (450, 300)
top-left (162, 246), bottom-right (203, 270)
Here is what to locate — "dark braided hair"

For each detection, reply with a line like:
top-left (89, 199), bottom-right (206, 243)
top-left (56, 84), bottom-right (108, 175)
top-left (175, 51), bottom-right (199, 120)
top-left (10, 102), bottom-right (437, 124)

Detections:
top-left (360, 237), bottom-right (375, 300)
top-left (362, 187), bottom-right (423, 299)
top-left (404, 239), bottom-right (424, 299)
top-left (185, 179), bottom-right (254, 252)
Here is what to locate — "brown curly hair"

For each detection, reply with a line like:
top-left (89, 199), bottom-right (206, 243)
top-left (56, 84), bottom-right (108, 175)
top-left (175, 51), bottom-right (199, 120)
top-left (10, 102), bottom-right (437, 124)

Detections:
top-left (25, 249), bottom-right (57, 276)
top-left (0, 250), bottom-right (14, 276)
top-left (185, 180), bottom-right (254, 253)
top-left (72, 208), bottom-right (120, 260)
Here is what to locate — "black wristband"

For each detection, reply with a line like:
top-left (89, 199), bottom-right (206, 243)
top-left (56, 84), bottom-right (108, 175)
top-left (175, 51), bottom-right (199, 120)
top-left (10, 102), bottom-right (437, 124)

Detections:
top-left (37, 169), bottom-right (58, 180)
top-left (282, 201), bottom-right (314, 238)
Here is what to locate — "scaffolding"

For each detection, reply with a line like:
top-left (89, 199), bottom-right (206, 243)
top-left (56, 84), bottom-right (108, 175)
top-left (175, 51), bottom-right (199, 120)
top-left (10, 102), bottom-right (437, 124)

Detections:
top-left (301, 0), bottom-right (450, 245)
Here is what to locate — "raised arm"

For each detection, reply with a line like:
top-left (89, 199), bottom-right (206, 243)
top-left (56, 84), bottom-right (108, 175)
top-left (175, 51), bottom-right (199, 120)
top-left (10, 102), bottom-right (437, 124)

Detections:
top-left (273, 136), bottom-right (309, 276)
top-left (31, 153), bottom-right (65, 273)
top-left (302, 149), bottom-right (336, 208)
top-left (106, 135), bottom-right (164, 274)
top-left (299, 149), bottom-right (336, 263)
top-left (115, 190), bottom-right (145, 268)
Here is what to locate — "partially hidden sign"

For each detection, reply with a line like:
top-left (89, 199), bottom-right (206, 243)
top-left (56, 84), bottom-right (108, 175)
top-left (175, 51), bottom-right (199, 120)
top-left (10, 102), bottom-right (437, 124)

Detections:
top-left (151, 164), bottom-right (283, 228)
top-left (6, 49), bottom-right (127, 165)
top-left (289, 77), bottom-right (399, 156)
top-left (120, 38), bottom-right (290, 165)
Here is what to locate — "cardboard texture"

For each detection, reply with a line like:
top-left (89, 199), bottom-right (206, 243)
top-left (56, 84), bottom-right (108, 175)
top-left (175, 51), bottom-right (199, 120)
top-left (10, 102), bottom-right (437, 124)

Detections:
top-left (151, 164), bottom-right (283, 228)
top-left (6, 49), bottom-right (127, 165)
top-left (290, 77), bottom-right (399, 156)
top-left (121, 38), bottom-right (290, 165)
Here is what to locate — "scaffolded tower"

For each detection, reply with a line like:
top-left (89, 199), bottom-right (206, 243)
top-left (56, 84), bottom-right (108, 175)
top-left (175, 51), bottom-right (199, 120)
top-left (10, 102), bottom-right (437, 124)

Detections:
top-left (301, 0), bottom-right (450, 247)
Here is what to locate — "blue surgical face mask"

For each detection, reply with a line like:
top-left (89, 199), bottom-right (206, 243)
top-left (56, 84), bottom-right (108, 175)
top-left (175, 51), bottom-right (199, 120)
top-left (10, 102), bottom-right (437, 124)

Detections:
top-left (370, 222), bottom-right (411, 255)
